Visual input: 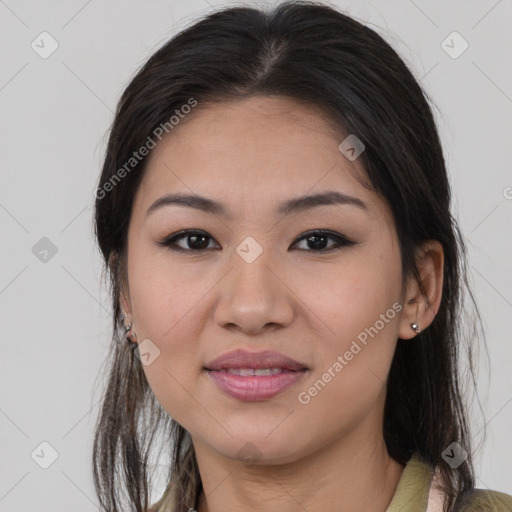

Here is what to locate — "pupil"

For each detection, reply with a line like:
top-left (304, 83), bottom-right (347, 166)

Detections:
top-left (190, 234), bottom-right (209, 249)
top-left (308, 234), bottom-right (327, 249)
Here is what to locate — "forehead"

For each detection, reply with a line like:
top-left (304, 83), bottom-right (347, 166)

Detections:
top-left (134, 95), bottom-right (380, 219)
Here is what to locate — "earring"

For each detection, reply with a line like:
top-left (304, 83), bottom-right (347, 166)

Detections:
top-left (411, 322), bottom-right (421, 334)
top-left (124, 319), bottom-right (138, 343)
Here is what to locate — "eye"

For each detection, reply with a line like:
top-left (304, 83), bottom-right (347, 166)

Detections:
top-left (157, 230), bottom-right (219, 252)
top-left (292, 230), bottom-right (356, 252)
top-left (157, 229), bottom-right (355, 253)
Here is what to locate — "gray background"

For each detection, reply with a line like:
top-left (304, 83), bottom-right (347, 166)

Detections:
top-left (1, 0), bottom-right (511, 509)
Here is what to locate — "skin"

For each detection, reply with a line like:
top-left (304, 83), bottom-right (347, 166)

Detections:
top-left (119, 95), bottom-right (444, 512)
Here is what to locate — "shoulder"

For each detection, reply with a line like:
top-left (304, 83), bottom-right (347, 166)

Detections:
top-left (456, 488), bottom-right (512, 511)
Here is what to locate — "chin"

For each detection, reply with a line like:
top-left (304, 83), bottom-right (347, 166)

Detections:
top-left (208, 432), bottom-right (307, 466)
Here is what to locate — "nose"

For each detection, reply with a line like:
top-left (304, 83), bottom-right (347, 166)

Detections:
top-left (213, 247), bottom-right (295, 336)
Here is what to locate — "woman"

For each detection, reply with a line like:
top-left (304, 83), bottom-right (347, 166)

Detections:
top-left (92, 1), bottom-right (512, 511)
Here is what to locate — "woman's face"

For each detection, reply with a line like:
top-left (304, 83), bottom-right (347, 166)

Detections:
top-left (121, 95), bottom-right (409, 465)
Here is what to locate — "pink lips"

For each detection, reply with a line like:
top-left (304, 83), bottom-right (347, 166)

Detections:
top-left (204, 349), bottom-right (308, 401)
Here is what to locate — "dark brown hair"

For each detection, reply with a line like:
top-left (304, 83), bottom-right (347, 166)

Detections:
top-left (92, 2), bottom-right (487, 511)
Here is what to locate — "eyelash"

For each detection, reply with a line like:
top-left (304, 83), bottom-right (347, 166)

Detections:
top-left (157, 229), bottom-right (356, 254)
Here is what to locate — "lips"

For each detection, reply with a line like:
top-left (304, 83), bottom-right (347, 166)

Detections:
top-left (204, 349), bottom-right (309, 401)
top-left (204, 349), bottom-right (308, 372)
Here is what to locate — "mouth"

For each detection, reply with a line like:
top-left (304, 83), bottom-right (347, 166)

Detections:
top-left (213, 367), bottom-right (297, 376)
top-left (204, 348), bottom-right (308, 372)
top-left (203, 349), bottom-right (309, 401)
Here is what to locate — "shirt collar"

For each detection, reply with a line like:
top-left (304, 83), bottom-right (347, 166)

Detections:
top-left (385, 453), bottom-right (434, 512)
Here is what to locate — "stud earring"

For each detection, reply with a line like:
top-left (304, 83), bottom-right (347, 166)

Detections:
top-left (411, 322), bottom-right (421, 334)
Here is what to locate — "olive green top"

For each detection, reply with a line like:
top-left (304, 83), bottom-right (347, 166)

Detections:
top-left (386, 453), bottom-right (512, 511)
top-left (150, 453), bottom-right (512, 511)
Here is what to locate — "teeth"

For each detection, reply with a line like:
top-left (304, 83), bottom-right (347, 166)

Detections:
top-left (225, 367), bottom-right (283, 376)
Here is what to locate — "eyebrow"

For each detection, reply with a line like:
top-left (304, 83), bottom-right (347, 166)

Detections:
top-left (145, 190), bottom-right (368, 219)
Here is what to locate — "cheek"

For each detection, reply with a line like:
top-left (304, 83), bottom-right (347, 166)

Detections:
top-left (129, 266), bottom-right (203, 422)
top-left (302, 247), bottom-right (402, 347)
top-left (297, 245), bottom-right (402, 400)
top-left (128, 242), bottom-right (204, 341)
top-left (126, 247), bottom-right (210, 410)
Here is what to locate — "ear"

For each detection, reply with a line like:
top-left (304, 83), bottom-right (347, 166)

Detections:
top-left (109, 251), bottom-right (132, 319)
top-left (398, 240), bottom-right (444, 340)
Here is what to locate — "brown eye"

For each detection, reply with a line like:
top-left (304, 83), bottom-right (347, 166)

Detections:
top-left (292, 230), bottom-right (355, 252)
top-left (158, 230), bottom-right (219, 252)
